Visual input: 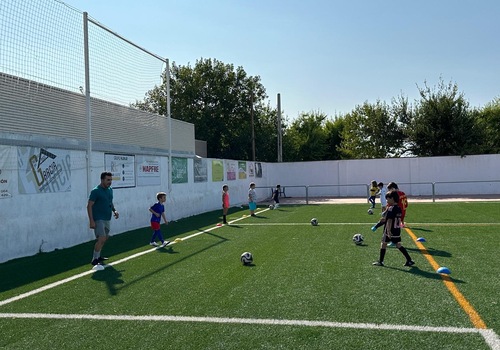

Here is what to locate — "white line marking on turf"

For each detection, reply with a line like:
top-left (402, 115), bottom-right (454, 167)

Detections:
top-left (0, 312), bottom-right (499, 349)
top-left (233, 222), bottom-right (500, 226)
top-left (0, 209), bottom-right (267, 308)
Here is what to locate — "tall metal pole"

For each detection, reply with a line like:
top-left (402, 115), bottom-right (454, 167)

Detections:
top-left (251, 91), bottom-right (256, 161)
top-left (83, 12), bottom-right (92, 194)
top-left (277, 93), bottom-right (282, 162)
top-left (166, 59), bottom-right (172, 193)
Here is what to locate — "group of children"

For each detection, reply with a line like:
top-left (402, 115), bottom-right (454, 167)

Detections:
top-left (148, 180), bottom-right (414, 268)
top-left (369, 181), bottom-right (414, 267)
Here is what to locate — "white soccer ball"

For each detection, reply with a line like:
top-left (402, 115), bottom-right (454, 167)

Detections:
top-left (310, 218), bottom-right (318, 226)
top-left (367, 208), bottom-right (374, 215)
top-left (241, 252), bottom-right (253, 265)
top-left (269, 204), bottom-right (275, 210)
top-left (352, 233), bottom-right (364, 245)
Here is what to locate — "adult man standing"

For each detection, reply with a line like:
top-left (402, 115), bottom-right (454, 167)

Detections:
top-left (87, 171), bottom-right (119, 266)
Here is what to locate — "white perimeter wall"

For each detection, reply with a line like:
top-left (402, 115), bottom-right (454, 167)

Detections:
top-left (266, 154), bottom-right (500, 198)
top-left (1, 151), bottom-right (499, 263)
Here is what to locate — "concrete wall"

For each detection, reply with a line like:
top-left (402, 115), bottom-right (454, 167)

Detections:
top-left (266, 154), bottom-right (500, 198)
top-left (1, 150), bottom-right (499, 263)
top-left (0, 148), bottom-right (269, 263)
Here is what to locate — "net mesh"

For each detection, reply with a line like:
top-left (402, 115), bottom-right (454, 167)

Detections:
top-left (0, 0), bottom-right (165, 106)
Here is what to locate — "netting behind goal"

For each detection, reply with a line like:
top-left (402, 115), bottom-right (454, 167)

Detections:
top-left (0, 0), bottom-right (177, 153)
top-left (0, 0), bottom-right (165, 106)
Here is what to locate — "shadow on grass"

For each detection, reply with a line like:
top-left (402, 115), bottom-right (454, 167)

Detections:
top-left (406, 246), bottom-right (452, 258)
top-left (0, 208), bottom-right (248, 293)
top-left (112, 230), bottom-right (229, 294)
top-left (409, 226), bottom-right (434, 232)
top-left (386, 266), bottom-right (465, 283)
top-left (91, 265), bottom-right (125, 295)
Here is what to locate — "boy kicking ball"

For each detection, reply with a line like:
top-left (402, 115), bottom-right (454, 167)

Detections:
top-left (371, 190), bottom-right (415, 267)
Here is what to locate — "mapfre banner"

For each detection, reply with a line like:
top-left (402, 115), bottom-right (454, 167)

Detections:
top-left (17, 147), bottom-right (71, 194)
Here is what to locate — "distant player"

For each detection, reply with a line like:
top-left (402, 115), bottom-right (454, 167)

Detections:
top-left (371, 190), bottom-right (415, 267)
top-left (222, 184), bottom-right (229, 224)
top-left (248, 182), bottom-right (257, 217)
top-left (272, 184), bottom-right (281, 208)
top-left (387, 181), bottom-right (408, 226)
top-left (368, 180), bottom-right (378, 208)
top-left (377, 182), bottom-right (387, 213)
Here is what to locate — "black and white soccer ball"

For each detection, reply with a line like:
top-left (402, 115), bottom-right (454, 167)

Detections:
top-left (352, 233), bottom-right (364, 245)
top-left (240, 252), bottom-right (253, 265)
top-left (367, 208), bottom-right (374, 215)
top-left (269, 204), bottom-right (275, 210)
top-left (310, 218), bottom-right (318, 226)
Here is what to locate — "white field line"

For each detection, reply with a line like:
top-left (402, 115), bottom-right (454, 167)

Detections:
top-left (233, 222), bottom-right (500, 226)
top-left (0, 312), bottom-right (498, 349)
top-left (0, 209), bottom-right (268, 308)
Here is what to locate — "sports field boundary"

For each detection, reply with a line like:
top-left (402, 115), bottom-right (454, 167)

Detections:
top-left (0, 312), bottom-right (498, 349)
top-left (1, 207), bottom-right (499, 349)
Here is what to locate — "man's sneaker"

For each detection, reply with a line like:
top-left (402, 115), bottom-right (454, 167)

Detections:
top-left (404, 260), bottom-right (415, 267)
top-left (160, 241), bottom-right (170, 248)
top-left (97, 257), bottom-right (108, 263)
top-left (372, 261), bottom-right (384, 266)
top-left (150, 242), bottom-right (159, 247)
top-left (91, 259), bottom-right (100, 266)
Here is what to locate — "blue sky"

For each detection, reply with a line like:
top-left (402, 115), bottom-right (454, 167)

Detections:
top-left (60, 0), bottom-right (500, 120)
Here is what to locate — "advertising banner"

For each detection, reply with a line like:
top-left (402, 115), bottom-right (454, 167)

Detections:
top-left (172, 157), bottom-right (188, 183)
top-left (0, 146), bottom-right (15, 198)
top-left (18, 147), bottom-right (71, 194)
top-left (212, 160), bottom-right (224, 182)
top-left (137, 155), bottom-right (161, 186)
top-left (105, 154), bottom-right (136, 188)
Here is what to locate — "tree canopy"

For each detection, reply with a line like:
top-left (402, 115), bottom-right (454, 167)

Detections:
top-left (135, 59), bottom-right (499, 161)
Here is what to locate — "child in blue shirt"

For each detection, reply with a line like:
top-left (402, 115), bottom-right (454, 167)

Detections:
top-left (149, 192), bottom-right (170, 248)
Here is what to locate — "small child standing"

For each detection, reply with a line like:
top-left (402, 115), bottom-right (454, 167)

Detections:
top-left (377, 182), bottom-right (387, 213)
top-left (222, 184), bottom-right (230, 224)
top-left (368, 180), bottom-right (378, 208)
top-left (272, 184), bottom-right (281, 208)
top-left (149, 192), bottom-right (170, 248)
top-left (248, 182), bottom-right (257, 217)
top-left (371, 190), bottom-right (415, 267)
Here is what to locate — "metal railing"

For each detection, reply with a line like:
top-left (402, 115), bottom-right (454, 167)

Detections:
top-left (259, 180), bottom-right (500, 204)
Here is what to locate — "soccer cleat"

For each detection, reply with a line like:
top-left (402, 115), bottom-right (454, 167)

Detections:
top-left (404, 260), bottom-right (415, 267)
top-left (387, 242), bottom-right (396, 247)
top-left (150, 242), bottom-right (159, 247)
top-left (160, 241), bottom-right (170, 248)
top-left (97, 256), bottom-right (108, 262)
top-left (372, 261), bottom-right (384, 266)
top-left (91, 259), bottom-right (100, 266)
top-left (223, 221), bottom-right (228, 224)
top-left (251, 214), bottom-right (257, 217)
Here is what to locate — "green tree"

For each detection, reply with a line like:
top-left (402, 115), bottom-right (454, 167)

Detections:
top-left (134, 58), bottom-right (268, 160)
top-left (476, 97), bottom-right (500, 154)
top-left (340, 100), bottom-right (404, 159)
top-left (282, 111), bottom-right (328, 161)
top-left (408, 79), bottom-right (481, 157)
top-left (324, 116), bottom-right (346, 160)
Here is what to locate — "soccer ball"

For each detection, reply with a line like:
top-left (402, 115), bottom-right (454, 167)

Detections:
top-left (352, 233), bottom-right (364, 245)
top-left (310, 218), bottom-right (318, 226)
top-left (269, 204), bottom-right (275, 210)
top-left (240, 252), bottom-right (253, 265)
top-left (367, 208), bottom-right (374, 215)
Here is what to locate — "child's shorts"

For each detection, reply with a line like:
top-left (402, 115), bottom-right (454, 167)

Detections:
top-left (151, 221), bottom-right (161, 230)
top-left (249, 201), bottom-right (257, 211)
